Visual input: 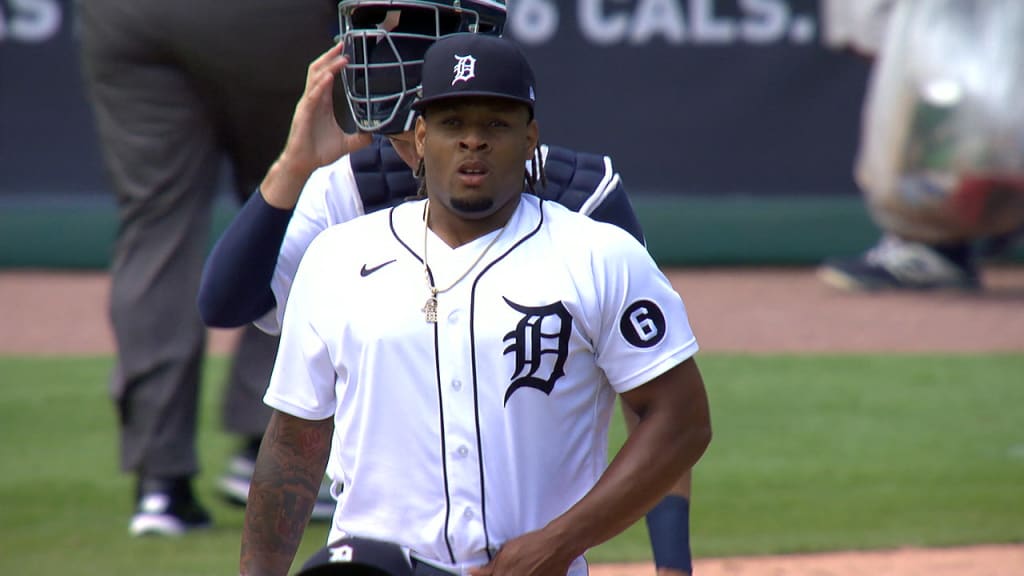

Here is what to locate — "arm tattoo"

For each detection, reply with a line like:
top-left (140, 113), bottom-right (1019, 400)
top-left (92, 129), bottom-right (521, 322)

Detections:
top-left (240, 411), bottom-right (333, 576)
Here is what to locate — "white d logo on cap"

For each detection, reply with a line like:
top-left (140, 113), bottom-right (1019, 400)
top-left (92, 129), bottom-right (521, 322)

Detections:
top-left (452, 54), bottom-right (477, 85)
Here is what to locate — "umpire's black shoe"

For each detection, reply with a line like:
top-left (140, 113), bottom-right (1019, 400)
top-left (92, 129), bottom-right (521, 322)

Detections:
top-left (130, 477), bottom-right (212, 537)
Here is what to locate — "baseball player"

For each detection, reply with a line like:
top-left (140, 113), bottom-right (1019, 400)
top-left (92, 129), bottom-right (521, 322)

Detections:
top-left (199, 1), bottom-right (697, 574)
top-left (819, 0), bottom-right (1024, 291)
top-left (239, 33), bottom-right (711, 576)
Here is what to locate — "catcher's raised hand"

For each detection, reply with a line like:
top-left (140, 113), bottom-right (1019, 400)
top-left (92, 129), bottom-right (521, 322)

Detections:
top-left (261, 42), bottom-right (373, 209)
top-left (281, 42), bottom-right (373, 177)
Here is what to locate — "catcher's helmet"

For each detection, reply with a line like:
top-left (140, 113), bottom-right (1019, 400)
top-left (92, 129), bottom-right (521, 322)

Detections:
top-left (334, 0), bottom-right (507, 134)
top-left (295, 537), bottom-right (414, 576)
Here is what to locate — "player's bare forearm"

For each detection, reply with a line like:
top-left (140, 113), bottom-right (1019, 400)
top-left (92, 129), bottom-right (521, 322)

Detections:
top-left (240, 410), bottom-right (333, 576)
top-left (622, 403), bottom-right (693, 498)
top-left (544, 358), bottom-right (711, 555)
top-left (623, 390), bottom-right (695, 575)
top-left (260, 158), bottom-right (317, 210)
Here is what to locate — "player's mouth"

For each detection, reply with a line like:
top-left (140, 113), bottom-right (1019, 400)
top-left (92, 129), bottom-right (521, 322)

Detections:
top-left (456, 160), bottom-right (489, 187)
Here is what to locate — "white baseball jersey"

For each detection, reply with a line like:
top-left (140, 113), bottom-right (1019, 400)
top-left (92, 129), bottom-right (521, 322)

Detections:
top-left (255, 145), bottom-right (624, 335)
top-left (265, 194), bottom-right (699, 575)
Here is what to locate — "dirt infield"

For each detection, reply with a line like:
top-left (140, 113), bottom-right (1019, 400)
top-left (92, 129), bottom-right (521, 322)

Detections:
top-left (4, 267), bottom-right (1024, 355)
top-left (2, 267), bottom-right (1023, 574)
top-left (593, 544), bottom-right (1024, 576)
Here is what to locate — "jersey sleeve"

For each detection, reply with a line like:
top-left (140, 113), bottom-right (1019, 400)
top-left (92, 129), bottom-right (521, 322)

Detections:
top-left (256, 157), bottom-right (366, 334)
top-left (263, 232), bottom-right (338, 420)
top-left (588, 225), bottom-right (699, 394)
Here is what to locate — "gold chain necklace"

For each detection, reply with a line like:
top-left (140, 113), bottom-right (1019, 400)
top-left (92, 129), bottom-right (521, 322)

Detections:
top-left (421, 200), bottom-right (509, 323)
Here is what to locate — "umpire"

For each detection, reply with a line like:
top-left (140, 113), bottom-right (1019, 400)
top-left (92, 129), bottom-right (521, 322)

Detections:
top-left (74, 0), bottom-right (337, 535)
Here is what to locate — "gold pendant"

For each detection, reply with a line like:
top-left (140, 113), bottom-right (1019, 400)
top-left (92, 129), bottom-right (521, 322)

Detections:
top-left (423, 296), bottom-right (438, 323)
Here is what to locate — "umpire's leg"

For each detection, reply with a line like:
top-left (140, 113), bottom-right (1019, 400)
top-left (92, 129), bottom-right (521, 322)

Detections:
top-left (77, 0), bottom-right (221, 481)
top-left (214, 0), bottom-right (336, 443)
top-left (222, 326), bottom-right (277, 441)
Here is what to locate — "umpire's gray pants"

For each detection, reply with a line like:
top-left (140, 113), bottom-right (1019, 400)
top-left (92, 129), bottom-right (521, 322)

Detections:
top-left (75, 0), bottom-right (336, 478)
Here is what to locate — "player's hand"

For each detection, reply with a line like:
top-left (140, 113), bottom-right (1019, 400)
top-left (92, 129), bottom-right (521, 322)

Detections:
top-left (279, 42), bottom-right (372, 178)
top-left (467, 529), bottom-right (575, 576)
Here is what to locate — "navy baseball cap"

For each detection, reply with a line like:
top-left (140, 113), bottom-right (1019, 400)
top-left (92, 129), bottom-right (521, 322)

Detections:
top-left (295, 537), bottom-right (413, 576)
top-left (411, 33), bottom-right (535, 113)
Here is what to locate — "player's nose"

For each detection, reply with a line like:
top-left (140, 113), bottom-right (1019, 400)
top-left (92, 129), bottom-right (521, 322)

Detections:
top-left (457, 126), bottom-right (490, 151)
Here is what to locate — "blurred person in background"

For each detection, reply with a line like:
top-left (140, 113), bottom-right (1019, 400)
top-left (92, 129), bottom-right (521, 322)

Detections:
top-left (73, 0), bottom-right (338, 535)
top-left (819, 0), bottom-right (1024, 292)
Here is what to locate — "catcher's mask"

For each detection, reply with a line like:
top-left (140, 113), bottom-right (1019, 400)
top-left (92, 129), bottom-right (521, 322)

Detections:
top-left (335, 0), bottom-right (507, 134)
top-left (295, 537), bottom-right (414, 576)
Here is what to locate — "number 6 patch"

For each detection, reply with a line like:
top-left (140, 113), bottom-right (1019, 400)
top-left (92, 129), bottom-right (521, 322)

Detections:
top-left (619, 299), bottom-right (666, 348)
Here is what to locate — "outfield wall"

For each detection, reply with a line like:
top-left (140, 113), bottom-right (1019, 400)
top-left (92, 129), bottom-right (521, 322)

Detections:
top-left (3, 2), bottom-right (1021, 270)
top-left (2, 194), bottom-right (1020, 270)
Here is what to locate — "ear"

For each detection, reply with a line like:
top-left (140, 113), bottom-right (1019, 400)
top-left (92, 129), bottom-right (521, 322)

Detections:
top-left (525, 118), bottom-right (539, 161)
top-left (414, 116), bottom-right (427, 158)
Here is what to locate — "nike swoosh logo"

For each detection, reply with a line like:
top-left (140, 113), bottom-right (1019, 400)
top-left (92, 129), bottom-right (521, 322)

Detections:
top-left (360, 259), bottom-right (397, 277)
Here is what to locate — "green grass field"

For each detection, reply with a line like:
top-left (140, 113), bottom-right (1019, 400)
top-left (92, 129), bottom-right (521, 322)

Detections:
top-left (1, 354), bottom-right (1022, 575)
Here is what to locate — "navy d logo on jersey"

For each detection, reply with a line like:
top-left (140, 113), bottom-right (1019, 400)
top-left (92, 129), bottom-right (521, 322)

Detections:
top-left (501, 298), bottom-right (572, 405)
top-left (619, 300), bottom-right (667, 348)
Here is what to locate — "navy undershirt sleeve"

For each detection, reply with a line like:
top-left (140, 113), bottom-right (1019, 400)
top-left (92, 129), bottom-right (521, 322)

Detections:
top-left (197, 190), bottom-right (293, 328)
top-left (645, 495), bottom-right (692, 572)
